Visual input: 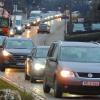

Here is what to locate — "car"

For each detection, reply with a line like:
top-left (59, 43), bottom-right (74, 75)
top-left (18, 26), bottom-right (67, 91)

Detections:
top-left (23, 20), bottom-right (31, 29)
top-left (43, 41), bottom-right (100, 98)
top-left (25, 46), bottom-right (49, 82)
top-left (25, 23), bottom-right (31, 29)
top-left (0, 36), bottom-right (7, 71)
top-left (1, 37), bottom-right (35, 71)
top-left (37, 23), bottom-right (50, 34)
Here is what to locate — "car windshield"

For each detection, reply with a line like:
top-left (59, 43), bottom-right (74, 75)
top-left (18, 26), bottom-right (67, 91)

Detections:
top-left (36, 48), bottom-right (48, 58)
top-left (60, 46), bottom-right (100, 63)
top-left (6, 39), bottom-right (33, 49)
top-left (15, 20), bottom-right (21, 25)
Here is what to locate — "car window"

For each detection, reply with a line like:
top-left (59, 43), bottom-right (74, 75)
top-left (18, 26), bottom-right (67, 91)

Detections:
top-left (52, 44), bottom-right (58, 58)
top-left (60, 46), bottom-right (100, 63)
top-left (73, 23), bottom-right (85, 32)
top-left (0, 37), bottom-right (4, 46)
top-left (92, 23), bottom-right (100, 30)
top-left (47, 43), bottom-right (55, 57)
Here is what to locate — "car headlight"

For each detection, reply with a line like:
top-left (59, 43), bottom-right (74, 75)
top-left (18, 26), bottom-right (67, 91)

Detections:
top-left (17, 26), bottom-right (22, 30)
top-left (60, 70), bottom-right (75, 78)
top-left (27, 24), bottom-right (30, 27)
top-left (10, 30), bottom-right (14, 35)
top-left (33, 21), bottom-right (36, 24)
top-left (36, 18), bottom-right (40, 22)
top-left (34, 63), bottom-right (45, 71)
top-left (2, 50), bottom-right (11, 56)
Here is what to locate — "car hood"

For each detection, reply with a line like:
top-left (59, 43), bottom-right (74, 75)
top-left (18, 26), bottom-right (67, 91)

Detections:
top-left (5, 49), bottom-right (32, 55)
top-left (34, 58), bottom-right (46, 64)
top-left (59, 61), bottom-right (100, 73)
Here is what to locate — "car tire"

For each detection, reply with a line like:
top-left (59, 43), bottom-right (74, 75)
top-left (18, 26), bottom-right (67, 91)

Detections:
top-left (54, 80), bottom-right (63, 98)
top-left (0, 66), bottom-right (5, 72)
top-left (30, 76), bottom-right (36, 83)
top-left (43, 77), bottom-right (50, 93)
top-left (25, 74), bottom-right (30, 80)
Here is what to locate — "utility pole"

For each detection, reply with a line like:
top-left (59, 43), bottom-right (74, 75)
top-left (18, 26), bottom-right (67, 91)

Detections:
top-left (64, 0), bottom-right (73, 40)
top-left (64, 0), bottom-right (68, 40)
top-left (68, 0), bottom-right (73, 34)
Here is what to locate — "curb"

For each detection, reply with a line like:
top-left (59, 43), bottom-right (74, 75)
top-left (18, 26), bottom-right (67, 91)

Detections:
top-left (0, 76), bottom-right (47, 100)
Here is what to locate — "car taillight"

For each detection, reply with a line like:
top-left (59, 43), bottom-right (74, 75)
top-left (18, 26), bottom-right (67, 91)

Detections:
top-left (2, 28), bottom-right (9, 33)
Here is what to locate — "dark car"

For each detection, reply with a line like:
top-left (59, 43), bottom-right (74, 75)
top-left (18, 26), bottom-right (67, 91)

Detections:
top-left (25, 23), bottom-right (31, 29)
top-left (43, 41), bottom-right (100, 98)
top-left (25, 46), bottom-right (49, 82)
top-left (1, 37), bottom-right (35, 71)
top-left (0, 36), bottom-right (7, 71)
top-left (38, 23), bottom-right (50, 33)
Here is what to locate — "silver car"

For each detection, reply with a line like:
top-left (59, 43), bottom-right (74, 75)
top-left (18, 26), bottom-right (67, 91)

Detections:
top-left (43, 41), bottom-right (100, 98)
top-left (25, 46), bottom-right (49, 83)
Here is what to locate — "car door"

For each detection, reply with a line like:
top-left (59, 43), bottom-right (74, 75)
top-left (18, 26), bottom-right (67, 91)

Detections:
top-left (46, 43), bottom-right (58, 86)
top-left (29, 48), bottom-right (36, 75)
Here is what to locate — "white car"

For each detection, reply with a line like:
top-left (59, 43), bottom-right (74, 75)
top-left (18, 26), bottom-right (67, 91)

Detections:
top-left (25, 46), bottom-right (49, 83)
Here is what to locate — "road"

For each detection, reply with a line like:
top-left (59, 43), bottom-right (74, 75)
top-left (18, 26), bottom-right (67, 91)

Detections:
top-left (0, 19), bottom-right (100, 100)
top-left (0, 69), bottom-right (100, 100)
top-left (23, 18), bottom-right (65, 46)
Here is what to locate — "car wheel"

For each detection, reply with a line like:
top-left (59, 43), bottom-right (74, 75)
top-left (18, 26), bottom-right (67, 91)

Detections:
top-left (43, 77), bottom-right (50, 93)
top-left (0, 67), bottom-right (5, 72)
top-left (54, 80), bottom-right (63, 98)
top-left (30, 76), bottom-right (36, 83)
top-left (25, 74), bottom-right (30, 80)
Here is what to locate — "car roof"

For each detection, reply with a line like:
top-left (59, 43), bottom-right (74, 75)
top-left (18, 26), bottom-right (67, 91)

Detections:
top-left (6, 37), bottom-right (32, 41)
top-left (54, 41), bottom-right (100, 47)
top-left (39, 23), bottom-right (48, 26)
top-left (37, 46), bottom-right (50, 48)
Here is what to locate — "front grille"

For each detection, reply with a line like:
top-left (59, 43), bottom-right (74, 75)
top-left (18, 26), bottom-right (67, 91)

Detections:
top-left (77, 72), bottom-right (100, 78)
top-left (12, 54), bottom-right (27, 63)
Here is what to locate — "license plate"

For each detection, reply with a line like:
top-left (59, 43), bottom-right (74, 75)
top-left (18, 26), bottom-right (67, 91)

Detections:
top-left (82, 81), bottom-right (100, 86)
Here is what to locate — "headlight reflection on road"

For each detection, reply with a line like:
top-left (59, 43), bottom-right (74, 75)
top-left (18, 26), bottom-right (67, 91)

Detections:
top-left (5, 68), bottom-right (24, 76)
top-left (63, 93), bottom-right (81, 98)
top-left (5, 69), bottom-right (13, 76)
top-left (26, 30), bottom-right (31, 38)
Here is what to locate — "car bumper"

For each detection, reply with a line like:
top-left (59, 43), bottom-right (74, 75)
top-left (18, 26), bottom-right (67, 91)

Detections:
top-left (31, 69), bottom-right (45, 80)
top-left (58, 78), bottom-right (100, 94)
top-left (2, 61), bottom-right (25, 68)
top-left (16, 30), bottom-right (23, 34)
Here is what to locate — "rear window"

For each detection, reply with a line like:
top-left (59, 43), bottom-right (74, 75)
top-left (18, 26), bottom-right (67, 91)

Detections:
top-left (6, 39), bottom-right (33, 49)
